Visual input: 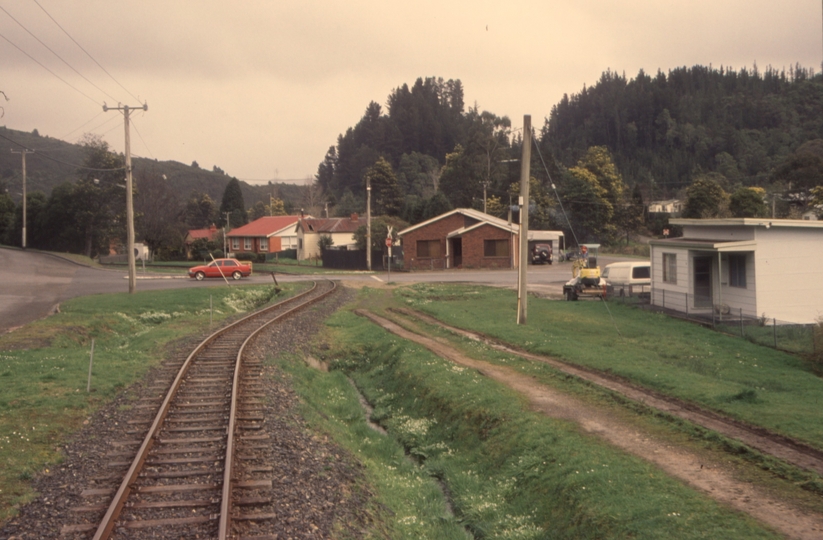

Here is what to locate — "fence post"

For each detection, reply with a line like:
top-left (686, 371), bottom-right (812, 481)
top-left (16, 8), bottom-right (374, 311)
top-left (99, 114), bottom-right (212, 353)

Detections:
top-left (740, 308), bottom-right (744, 337)
top-left (773, 318), bottom-right (777, 349)
top-left (87, 339), bottom-right (95, 393)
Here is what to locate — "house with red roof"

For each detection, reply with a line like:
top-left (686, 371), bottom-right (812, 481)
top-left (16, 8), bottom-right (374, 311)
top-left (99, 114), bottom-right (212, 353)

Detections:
top-left (226, 215), bottom-right (304, 256)
top-left (296, 214), bottom-right (362, 261)
top-left (185, 224), bottom-right (220, 258)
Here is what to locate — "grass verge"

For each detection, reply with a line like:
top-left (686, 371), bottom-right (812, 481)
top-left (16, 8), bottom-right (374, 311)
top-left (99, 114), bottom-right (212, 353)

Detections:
top-left (395, 283), bottom-right (823, 451)
top-left (297, 296), bottom-right (781, 539)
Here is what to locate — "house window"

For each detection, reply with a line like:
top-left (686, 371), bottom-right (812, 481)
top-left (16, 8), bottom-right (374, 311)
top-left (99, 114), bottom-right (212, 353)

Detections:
top-left (417, 240), bottom-right (441, 258)
top-left (298, 238), bottom-right (303, 249)
top-left (663, 253), bottom-right (677, 284)
top-left (244, 238), bottom-right (252, 250)
top-left (231, 238), bottom-right (239, 250)
top-left (484, 239), bottom-right (509, 257)
top-left (729, 254), bottom-right (746, 288)
top-left (260, 238), bottom-right (268, 251)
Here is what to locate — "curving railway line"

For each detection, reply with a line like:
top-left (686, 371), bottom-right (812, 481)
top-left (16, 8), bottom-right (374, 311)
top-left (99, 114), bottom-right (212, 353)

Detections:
top-left (59, 280), bottom-right (336, 539)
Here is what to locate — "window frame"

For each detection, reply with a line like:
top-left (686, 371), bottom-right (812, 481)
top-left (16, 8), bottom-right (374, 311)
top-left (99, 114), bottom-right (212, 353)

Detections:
top-left (231, 238), bottom-right (239, 251)
top-left (728, 254), bottom-right (747, 288)
top-left (483, 239), bottom-right (509, 257)
top-left (662, 253), bottom-right (677, 284)
top-left (260, 237), bottom-right (269, 251)
top-left (416, 239), bottom-right (441, 258)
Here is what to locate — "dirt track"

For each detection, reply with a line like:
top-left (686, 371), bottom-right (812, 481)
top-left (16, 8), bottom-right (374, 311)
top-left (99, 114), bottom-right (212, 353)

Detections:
top-left (356, 309), bottom-right (823, 540)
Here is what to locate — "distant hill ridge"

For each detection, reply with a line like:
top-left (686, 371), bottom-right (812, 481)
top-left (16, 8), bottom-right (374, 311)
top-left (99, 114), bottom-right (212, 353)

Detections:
top-left (0, 126), bottom-right (305, 207)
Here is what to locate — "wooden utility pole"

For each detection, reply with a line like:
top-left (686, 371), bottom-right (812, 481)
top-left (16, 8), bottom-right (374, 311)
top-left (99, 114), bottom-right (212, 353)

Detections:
top-left (517, 115), bottom-right (531, 325)
top-left (11, 148), bottom-right (33, 249)
top-left (104, 103), bottom-right (147, 294)
top-left (366, 178), bottom-right (372, 271)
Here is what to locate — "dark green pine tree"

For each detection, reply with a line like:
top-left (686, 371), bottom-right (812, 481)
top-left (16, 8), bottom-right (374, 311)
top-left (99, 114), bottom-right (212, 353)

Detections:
top-left (220, 177), bottom-right (247, 227)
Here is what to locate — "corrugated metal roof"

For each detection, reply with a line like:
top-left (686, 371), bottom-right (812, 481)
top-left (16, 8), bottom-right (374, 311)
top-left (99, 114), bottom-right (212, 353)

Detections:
top-left (226, 215), bottom-right (302, 237)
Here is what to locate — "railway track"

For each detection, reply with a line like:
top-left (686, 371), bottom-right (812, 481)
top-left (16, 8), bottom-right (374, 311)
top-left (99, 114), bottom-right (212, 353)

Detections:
top-left (60, 280), bottom-right (336, 539)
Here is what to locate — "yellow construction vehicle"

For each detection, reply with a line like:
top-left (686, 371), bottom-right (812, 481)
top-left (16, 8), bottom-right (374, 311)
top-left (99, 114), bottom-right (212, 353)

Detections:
top-left (562, 244), bottom-right (605, 301)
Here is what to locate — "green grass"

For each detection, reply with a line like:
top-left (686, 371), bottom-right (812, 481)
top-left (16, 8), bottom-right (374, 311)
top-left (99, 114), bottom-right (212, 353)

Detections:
top-left (0, 282), bottom-right (306, 522)
top-left (395, 284), bottom-right (823, 452)
top-left (311, 303), bottom-right (780, 539)
top-left (279, 355), bottom-right (471, 539)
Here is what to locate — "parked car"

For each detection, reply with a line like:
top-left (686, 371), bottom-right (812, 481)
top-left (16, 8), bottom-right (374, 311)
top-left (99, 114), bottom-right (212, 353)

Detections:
top-left (530, 243), bottom-right (553, 264)
top-left (601, 260), bottom-right (650, 296)
top-left (188, 258), bottom-right (252, 280)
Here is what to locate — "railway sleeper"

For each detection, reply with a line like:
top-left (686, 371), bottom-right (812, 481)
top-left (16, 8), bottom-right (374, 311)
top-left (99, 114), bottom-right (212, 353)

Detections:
top-left (141, 467), bottom-right (222, 478)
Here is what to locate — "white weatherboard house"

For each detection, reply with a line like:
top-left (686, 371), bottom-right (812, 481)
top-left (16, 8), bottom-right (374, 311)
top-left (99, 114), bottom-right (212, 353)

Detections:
top-left (648, 218), bottom-right (823, 324)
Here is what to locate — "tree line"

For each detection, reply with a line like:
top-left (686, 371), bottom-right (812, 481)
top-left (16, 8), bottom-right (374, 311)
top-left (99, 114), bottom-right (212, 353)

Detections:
top-left (313, 67), bottom-right (823, 247)
top-left (0, 135), bottom-right (304, 260)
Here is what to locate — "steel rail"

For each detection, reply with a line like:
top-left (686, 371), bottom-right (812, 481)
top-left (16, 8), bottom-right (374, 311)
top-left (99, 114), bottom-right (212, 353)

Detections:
top-left (218, 279), bottom-right (336, 539)
top-left (92, 281), bottom-right (329, 540)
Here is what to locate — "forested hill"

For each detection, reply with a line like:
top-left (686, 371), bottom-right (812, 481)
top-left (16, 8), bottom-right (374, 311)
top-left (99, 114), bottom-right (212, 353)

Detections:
top-left (542, 64), bottom-right (823, 198)
top-left (0, 126), bottom-right (302, 208)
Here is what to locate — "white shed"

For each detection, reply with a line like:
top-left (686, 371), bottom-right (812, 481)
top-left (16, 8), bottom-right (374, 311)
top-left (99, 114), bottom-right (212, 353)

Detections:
top-left (649, 218), bottom-right (823, 324)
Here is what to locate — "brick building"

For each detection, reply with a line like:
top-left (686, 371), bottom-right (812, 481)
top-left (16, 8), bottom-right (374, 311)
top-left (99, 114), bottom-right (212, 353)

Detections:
top-left (226, 215), bottom-right (303, 256)
top-left (398, 208), bottom-right (521, 270)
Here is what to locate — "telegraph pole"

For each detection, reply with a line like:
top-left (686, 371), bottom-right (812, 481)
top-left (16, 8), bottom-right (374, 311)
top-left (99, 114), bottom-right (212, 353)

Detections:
top-left (11, 148), bottom-right (34, 249)
top-left (516, 115), bottom-right (531, 325)
top-left (366, 178), bottom-right (372, 271)
top-left (224, 211), bottom-right (232, 256)
top-left (104, 103), bottom-right (147, 294)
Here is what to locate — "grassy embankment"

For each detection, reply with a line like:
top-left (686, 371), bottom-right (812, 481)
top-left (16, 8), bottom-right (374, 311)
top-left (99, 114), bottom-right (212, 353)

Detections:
top-left (274, 284), bottom-right (819, 539)
top-left (0, 282), bottom-right (303, 522)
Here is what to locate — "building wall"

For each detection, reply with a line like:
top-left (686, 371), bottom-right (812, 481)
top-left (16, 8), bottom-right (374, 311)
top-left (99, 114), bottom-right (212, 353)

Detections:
top-left (402, 214), bottom-right (466, 270)
top-left (297, 232), bottom-right (356, 260)
top-left (461, 224), bottom-right (516, 269)
top-left (650, 245), bottom-right (690, 312)
top-left (718, 251), bottom-right (757, 318)
top-left (753, 227), bottom-right (823, 323)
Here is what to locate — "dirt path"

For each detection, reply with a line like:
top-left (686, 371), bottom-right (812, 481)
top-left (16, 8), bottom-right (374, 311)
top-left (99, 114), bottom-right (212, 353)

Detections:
top-left (392, 308), bottom-right (823, 477)
top-left (356, 309), bottom-right (823, 540)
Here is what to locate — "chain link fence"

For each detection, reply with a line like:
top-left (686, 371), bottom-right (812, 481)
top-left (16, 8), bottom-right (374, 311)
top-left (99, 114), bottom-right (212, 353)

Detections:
top-left (608, 287), bottom-right (820, 356)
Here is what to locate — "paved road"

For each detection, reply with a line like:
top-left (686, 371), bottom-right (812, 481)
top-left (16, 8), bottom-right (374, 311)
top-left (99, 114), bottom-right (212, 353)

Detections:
top-left (0, 247), bottom-right (632, 334)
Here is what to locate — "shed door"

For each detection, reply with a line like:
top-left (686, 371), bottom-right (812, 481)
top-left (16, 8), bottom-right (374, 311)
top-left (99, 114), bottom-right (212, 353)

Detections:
top-left (693, 256), bottom-right (713, 308)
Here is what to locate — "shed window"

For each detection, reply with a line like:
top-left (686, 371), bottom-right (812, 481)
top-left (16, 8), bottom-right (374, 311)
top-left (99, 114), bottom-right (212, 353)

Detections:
top-left (484, 239), bottom-right (509, 257)
top-left (663, 253), bottom-right (677, 284)
top-left (729, 254), bottom-right (747, 288)
top-left (417, 240), bottom-right (441, 258)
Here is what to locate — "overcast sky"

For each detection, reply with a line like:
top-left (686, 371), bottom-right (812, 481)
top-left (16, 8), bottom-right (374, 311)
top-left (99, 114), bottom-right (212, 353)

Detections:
top-left (1, 1), bottom-right (821, 185)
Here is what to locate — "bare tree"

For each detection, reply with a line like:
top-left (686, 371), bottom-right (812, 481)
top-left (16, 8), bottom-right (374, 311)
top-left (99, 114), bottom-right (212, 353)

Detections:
top-left (301, 176), bottom-right (324, 217)
top-left (1, 90), bottom-right (8, 118)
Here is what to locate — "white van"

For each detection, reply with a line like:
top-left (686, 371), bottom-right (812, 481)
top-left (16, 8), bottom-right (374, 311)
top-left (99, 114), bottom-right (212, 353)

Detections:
top-left (602, 261), bottom-right (650, 297)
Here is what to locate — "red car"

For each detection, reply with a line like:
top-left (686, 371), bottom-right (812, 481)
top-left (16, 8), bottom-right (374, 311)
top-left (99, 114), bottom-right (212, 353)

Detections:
top-left (188, 258), bottom-right (252, 280)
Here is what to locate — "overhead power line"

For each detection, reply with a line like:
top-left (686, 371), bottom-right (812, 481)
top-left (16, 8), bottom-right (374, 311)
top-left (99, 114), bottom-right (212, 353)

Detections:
top-left (0, 30), bottom-right (100, 106)
top-left (32, 0), bottom-right (141, 104)
top-left (0, 4), bottom-right (119, 103)
top-left (0, 131), bottom-right (126, 172)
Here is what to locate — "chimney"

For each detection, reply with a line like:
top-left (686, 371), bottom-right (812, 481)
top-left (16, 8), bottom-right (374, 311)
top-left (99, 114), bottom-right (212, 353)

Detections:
top-left (351, 213), bottom-right (358, 222)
